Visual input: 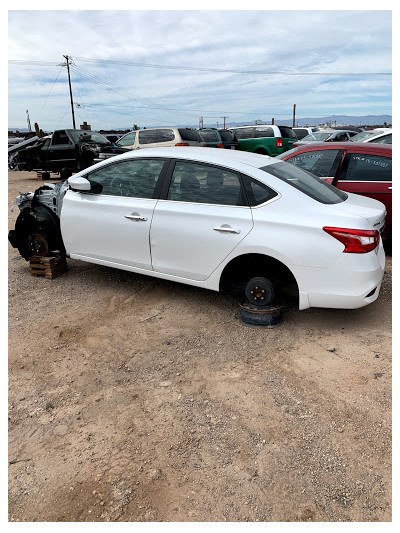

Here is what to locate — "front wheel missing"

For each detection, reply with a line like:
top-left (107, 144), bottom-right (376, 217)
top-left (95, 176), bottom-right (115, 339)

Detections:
top-left (26, 232), bottom-right (49, 256)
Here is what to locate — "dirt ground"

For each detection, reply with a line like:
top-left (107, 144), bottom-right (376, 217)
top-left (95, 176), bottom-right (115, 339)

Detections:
top-left (8, 170), bottom-right (392, 522)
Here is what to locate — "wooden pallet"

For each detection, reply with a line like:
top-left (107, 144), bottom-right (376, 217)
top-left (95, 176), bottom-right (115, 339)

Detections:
top-left (29, 255), bottom-right (68, 279)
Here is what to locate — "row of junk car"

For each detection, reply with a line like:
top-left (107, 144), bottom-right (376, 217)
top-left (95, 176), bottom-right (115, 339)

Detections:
top-left (8, 122), bottom-right (392, 323)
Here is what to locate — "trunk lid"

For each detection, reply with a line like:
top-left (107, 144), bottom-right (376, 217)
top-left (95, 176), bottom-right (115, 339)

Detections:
top-left (330, 192), bottom-right (386, 233)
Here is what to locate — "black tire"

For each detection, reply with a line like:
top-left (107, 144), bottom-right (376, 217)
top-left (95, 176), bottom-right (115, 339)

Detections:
top-left (245, 276), bottom-right (275, 306)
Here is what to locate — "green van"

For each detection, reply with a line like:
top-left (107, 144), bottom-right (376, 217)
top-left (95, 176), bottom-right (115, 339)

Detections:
top-left (229, 125), bottom-right (297, 156)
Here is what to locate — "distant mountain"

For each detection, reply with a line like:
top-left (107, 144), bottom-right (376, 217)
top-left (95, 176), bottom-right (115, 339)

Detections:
top-left (8, 115), bottom-right (392, 132)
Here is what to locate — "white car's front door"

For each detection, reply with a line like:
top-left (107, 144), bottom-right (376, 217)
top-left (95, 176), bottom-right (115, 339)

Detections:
top-left (150, 161), bottom-right (254, 281)
top-left (61, 158), bottom-right (166, 269)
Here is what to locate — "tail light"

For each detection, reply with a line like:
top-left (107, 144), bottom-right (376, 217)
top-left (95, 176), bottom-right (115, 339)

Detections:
top-left (276, 138), bottom-right (283, 148)
top-left (323, 227), bottom-right (380, 253)
top-left (293, 143), bottom-right (298, 148)
top-left (175, 143), bottom-right (190, 146)
top-left (217, 143), bottom-right (224, 148)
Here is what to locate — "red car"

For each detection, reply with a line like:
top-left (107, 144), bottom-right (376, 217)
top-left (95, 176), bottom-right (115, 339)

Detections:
top-left (277, 142), bottom-right (392, 245)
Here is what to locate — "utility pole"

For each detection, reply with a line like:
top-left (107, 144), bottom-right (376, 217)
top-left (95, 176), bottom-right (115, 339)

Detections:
top-left (63, 55), bottom-right (76, 129)
top-left (26, 110), bottom-right (32, 132)
top-left (292, 104), bottom-right (296, 127)
top-left (220, 116), bottom-right (229, 129)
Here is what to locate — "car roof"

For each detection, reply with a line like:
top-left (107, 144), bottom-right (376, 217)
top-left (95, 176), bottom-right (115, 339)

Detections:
top-left (90, 146), bottom-right (278, 171)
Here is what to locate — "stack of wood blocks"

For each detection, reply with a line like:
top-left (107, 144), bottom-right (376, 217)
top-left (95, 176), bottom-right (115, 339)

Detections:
top-left (29, 255), bottom-right (68, 279)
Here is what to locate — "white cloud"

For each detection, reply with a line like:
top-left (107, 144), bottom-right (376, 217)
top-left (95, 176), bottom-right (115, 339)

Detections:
top-left (8, 10), bottom-right (392, 130)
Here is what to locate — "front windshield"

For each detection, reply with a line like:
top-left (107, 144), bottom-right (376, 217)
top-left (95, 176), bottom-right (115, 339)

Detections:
top-left (260, 161), bottom-right (347, 204)
top-left (70, 131), bottom-right (111, 144)
top-left (350, 131), bottom-right (384, 142)
top-left (301, 131), bottom-right (333, 142)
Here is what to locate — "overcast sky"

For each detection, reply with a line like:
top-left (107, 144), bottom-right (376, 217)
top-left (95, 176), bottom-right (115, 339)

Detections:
top-left (8, 8), bottom-right (392, 131)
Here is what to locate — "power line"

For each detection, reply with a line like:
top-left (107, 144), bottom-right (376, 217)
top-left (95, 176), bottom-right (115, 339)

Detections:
top-left (72, 56), bottom-right (392, 76)
top-left (9, 58), bottom-right (392, 76)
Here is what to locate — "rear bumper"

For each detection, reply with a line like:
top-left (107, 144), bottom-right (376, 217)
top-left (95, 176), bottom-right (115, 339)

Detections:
top-left (294, 240), bottom-right (386, 310)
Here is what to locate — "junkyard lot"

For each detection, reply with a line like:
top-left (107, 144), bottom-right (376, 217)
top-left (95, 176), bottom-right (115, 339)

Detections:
top-left (8, 170), bottom-right (391, 522)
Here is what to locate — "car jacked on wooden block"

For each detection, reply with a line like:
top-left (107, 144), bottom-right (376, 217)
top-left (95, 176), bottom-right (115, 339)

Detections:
top-left (9, 147), bottom-right (386, 312)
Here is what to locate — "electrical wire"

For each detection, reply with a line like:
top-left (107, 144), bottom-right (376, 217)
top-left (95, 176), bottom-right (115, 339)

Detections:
top-left (72, 56), bottom-right (392, 76)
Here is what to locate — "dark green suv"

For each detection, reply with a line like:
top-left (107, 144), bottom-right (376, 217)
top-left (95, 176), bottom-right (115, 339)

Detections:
top-left (228, 125), bottom-right (297, 156)
top-left (198, 128), bottom-right (239, 150)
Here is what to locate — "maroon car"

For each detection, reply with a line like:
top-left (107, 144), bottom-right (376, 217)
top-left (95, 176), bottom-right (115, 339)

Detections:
top-left (277, 143), bottom-right (392, 245)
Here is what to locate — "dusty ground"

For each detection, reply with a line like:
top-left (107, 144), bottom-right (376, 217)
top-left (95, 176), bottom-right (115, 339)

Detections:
top-left (8, 170), bottom-right (392, 522)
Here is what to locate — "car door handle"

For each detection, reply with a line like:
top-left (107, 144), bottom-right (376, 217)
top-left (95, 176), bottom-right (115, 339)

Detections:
top-left (388, 186), bottom-right (392, 190)
top-left (213, 225), bottom-right (241, 234)
top-left (125, 214), bottom-right (147, 221)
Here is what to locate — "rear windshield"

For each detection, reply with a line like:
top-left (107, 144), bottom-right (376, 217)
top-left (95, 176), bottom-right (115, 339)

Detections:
top-left (302, 131), bottom-right (333, 142)
top-left (350, 131), bottom-right (385, 142)
top-left (70, 131), bottom-right (111, 144)
top-left (277, 126), bottom-right (297, 139)
top-left (178, 129), bottom-right (203, 142)
top-left (260, 161), bottom-right (347, 204)
top-left (199, 130), bottom-right (219, 142)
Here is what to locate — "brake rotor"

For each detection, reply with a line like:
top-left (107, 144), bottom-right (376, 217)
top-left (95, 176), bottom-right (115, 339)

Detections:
top-left (27, 233), bottom-right (49, 256)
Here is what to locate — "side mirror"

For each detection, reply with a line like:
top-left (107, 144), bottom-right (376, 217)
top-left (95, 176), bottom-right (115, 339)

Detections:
top-left (68, 175), bottom-right (91, 191)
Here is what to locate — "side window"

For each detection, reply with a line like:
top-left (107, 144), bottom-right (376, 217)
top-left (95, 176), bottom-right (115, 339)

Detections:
top-left (53, 131), bottom-right (71, 145)
top-left (340, 154), bottom-right (392, 181)
top-left (286, 150), bottom-right (342, 178)
top-left (234, 128), bottom-right (255, 140)
top-left (117, 132), bottom-right (136, 147)
top-left (139, 129), bottom-right (175, 144)
top-left (167, 161), bottom-right (246, 206)
top-left (241, 175), bottom-right (278, 206)
top-left (85, 159), bottom-right (165, 197)
top-left (254, 127), bottom-right (274, 138)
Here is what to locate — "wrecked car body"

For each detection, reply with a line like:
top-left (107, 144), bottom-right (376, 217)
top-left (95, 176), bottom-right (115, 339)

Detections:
top-left (11, 129), bottom-right (112, 179)
top-left (8, 181), bottom-right (68, 258)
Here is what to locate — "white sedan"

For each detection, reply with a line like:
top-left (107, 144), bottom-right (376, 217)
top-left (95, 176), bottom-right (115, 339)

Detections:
top-left (9, 147), bottom-right (386, 311)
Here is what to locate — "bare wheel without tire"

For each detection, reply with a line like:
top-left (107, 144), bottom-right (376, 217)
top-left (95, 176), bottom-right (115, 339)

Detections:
top-left (245, 276), bottom-right (275, 306)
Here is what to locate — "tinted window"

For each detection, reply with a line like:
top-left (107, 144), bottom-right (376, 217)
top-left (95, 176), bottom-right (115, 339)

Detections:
top-left (178, 129), bottom-right (203, 142)
top-left (199, 130), bottom-right (219, 142)
top-left (167, 161), bottom-right (245, 206)
top-left (332, 132), bottom-right (348, 142)
top-left (294, 129), bottom-right (308, 139)
top-left (139, 129), bottom-right (175, 144)
top-left (53, 131), bottom-right (71, 145)
top-left (234, 128), bottom-right (255, 140)
top-left (278, 127), bottom-right (297, 139)
top-left (340, 154), bottom-right (392, 181)
top-left (254, 127), bottom-right (274, 138)
top-left (86, 159), bottom-right (165, 197)
top-left (287, 149), bottom-right (342, 177)
top-left (117, 132), bottom-right (137, 147)
top-left (219, 130), bottom-right (235, 141)
top-left (242, 175), bottom-right (279, 206)
top-left (261, 162), bottom-right (347, 204)
top-left (69, 131), bottom-right (110, 144)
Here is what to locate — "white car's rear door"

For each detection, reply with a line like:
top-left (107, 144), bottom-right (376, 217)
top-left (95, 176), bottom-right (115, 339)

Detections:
top-left (150, 160), bottom-right (253, 281)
